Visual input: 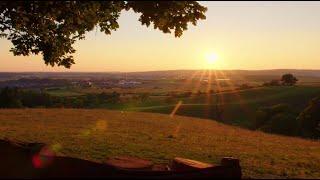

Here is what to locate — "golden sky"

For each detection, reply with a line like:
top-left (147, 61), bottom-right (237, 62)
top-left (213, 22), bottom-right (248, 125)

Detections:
top-left (1, 1), bottom-right (320, 72)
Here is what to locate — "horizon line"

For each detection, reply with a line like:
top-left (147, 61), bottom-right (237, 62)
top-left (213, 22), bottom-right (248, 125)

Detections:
top-left (1, 68), bottom-right (320, 73)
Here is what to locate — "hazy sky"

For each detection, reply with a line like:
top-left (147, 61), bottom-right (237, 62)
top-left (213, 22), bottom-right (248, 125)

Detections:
top-left (1, 1), bottom-right (320, 72)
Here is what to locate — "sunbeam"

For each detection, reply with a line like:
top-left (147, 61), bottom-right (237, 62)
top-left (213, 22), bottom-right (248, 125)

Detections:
top-left (170, 100), bottom-right (183, 118)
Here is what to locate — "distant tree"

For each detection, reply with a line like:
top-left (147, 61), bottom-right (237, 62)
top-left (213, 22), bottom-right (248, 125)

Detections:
top-left (281, 74), bottom-right (298, 86)
top-left (297, 96), bottom-right (320, 138)
top-left (0, 1), bottom-right (207, 68)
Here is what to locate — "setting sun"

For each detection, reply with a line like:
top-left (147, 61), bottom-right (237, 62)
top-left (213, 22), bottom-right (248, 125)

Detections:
top-left (205, 53), bottom-right (219, 67)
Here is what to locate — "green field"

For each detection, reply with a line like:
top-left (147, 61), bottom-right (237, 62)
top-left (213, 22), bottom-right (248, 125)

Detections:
top-left (43, 86), bottom-right (320, 135)
top-left (0, 109), bottom-right (319, 178)
top-left (46, 87), bottom-right (84, 97)
top-left (113, 86), bottom-right (320, 128)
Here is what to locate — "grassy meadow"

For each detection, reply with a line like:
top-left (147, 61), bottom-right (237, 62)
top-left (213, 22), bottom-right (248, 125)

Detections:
top-left (0, 109), bottom-right (319, 178)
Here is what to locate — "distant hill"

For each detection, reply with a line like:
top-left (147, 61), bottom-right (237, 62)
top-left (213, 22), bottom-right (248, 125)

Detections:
top-left (1, 69), bottom-right (320, 81)
top-left (0, 109), bottom-right (319, 178)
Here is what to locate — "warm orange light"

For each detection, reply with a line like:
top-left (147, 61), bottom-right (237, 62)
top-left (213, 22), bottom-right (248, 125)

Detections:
top-left (206, 53), bottom-right (218, 65)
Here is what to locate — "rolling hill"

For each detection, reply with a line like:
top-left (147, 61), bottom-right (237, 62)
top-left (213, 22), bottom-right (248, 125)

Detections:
top-left (0, 109), bottom-right (319, 178)
top-left (120, 86), bottom-right (320, 129)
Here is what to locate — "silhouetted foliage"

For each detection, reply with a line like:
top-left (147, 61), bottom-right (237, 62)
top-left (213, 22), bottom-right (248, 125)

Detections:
top-left (260, 113), bottom-right (299, 136)
top-left (0, 87), bottom-right (121, 109)
top-left (0, 87), bottom-right (23, 108)
top-left (0, 1), bottom-right (207, 68)
top-left (20, 90), bottom-right (54, 107)
top-left (254, 103), bottom-right (299, 136)
top-left (263, 80), bottom-right (280, 87)
top-left (281, 74), bottom-right (298, 86)
top-left (297, 96), bottom-right (320, 138)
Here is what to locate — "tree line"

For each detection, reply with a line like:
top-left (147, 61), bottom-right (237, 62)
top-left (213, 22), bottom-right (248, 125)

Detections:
top-left (0, 87), bottom-right (121, 109)
top-left (263, 73), bottom-right (298, 86)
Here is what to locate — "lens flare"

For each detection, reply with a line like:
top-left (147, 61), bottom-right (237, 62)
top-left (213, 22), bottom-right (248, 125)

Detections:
top-left (32, 143), bottom-right (61, 169)
top-left (95, 120), bottom-right (107, 131)
top-left (170, 101), bottom-right (183, 117)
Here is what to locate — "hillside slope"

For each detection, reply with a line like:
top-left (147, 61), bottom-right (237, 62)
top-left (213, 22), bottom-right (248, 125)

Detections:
top-left (126, 86), bottom-right (320, 128)
top-left (0, 109), bottom-right (319, 178)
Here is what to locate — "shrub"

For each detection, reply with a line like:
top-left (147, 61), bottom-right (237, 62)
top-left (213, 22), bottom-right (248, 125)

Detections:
top-left (297, 96), bottom-right (320, 138)
top-left (259, 113), bottom-right (299, 136)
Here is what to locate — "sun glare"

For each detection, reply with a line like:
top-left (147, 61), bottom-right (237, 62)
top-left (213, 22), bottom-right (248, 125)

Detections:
top-left (205, 53), bottom-right (218, 66)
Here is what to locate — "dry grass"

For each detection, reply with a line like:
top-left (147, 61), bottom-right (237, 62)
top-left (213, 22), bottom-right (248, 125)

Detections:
top-left (0, 109), bottom-right (319, 178)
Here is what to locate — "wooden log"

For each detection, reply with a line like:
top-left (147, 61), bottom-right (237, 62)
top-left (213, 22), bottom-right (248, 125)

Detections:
top-left (105, 156), bottom-right (153, 170)
top-left (151, 164), bottom-right (170, 171)
top-left (170, 157), bottom-right (214, 172)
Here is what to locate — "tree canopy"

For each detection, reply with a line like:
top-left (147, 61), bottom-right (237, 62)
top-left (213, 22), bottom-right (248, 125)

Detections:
top-left (0, 1), bottom-right (207, 68)
top-left (281, 73), bottom-right (298, 86)
top-left (297, 96), bottom-right (320, 138)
